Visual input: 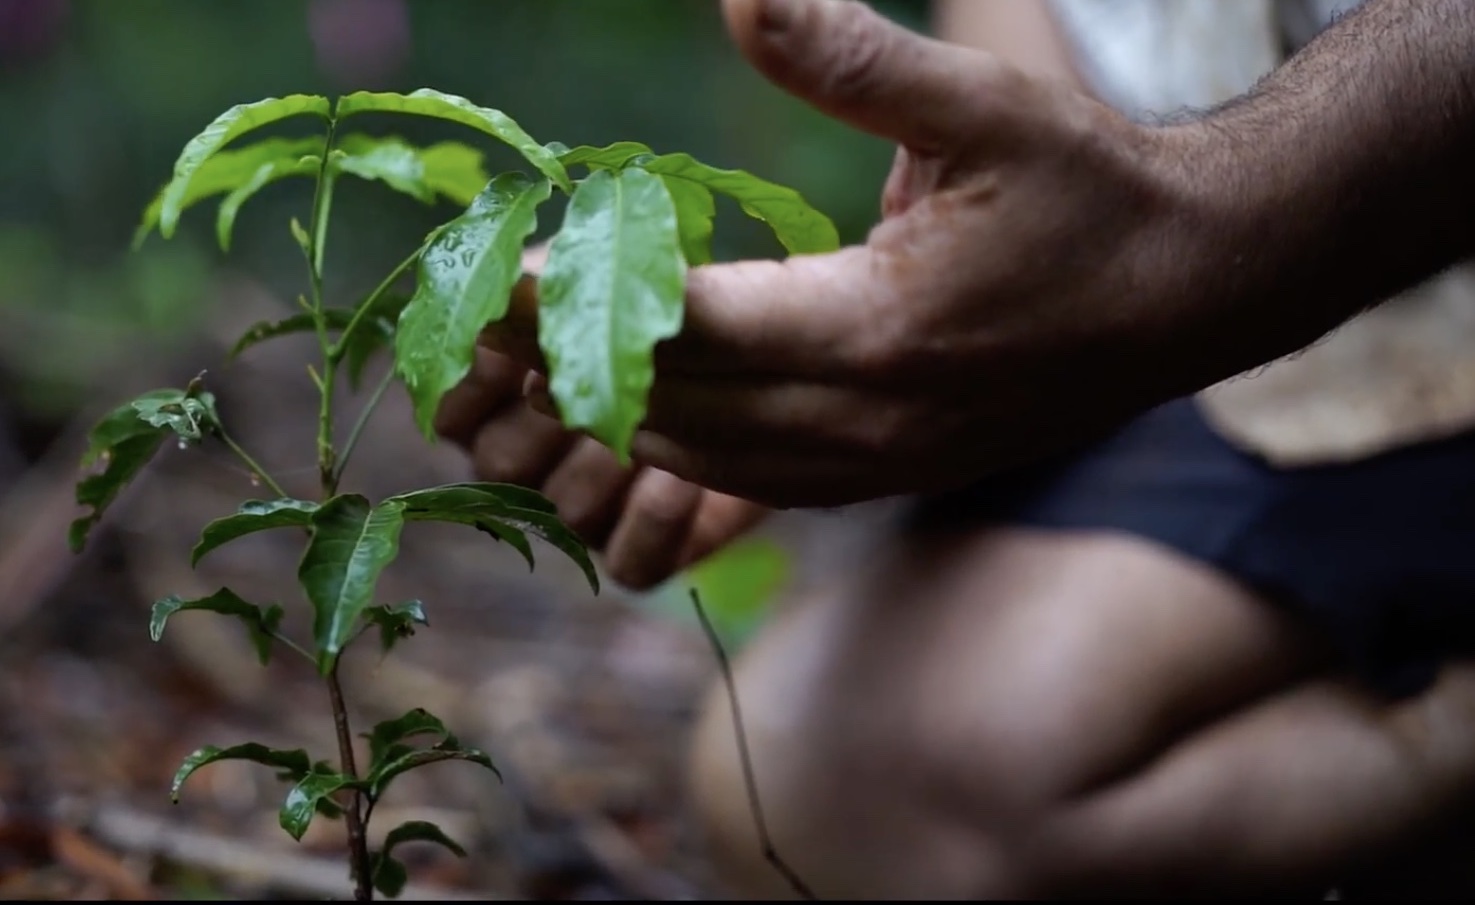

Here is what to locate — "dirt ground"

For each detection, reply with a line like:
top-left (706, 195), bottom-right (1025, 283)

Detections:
top-left (0, 273), bottom-right (883, 900)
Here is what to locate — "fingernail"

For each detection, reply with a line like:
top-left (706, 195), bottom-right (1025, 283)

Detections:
top-left (521, 371), bottom-right (548, 396)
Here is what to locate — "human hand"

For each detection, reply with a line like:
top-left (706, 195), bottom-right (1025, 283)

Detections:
top-left (488, 0), bottom-right (1279, 508)
top-left (435, 345), bottom-right (770, 590)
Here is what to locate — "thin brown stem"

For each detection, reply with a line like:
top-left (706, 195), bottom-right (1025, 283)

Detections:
top-left (690, 589), bottom-right (817, 900)
top-left (326, 662), bottom-right (373, 901)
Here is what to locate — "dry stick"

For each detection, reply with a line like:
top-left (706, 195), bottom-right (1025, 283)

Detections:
top-left (85, 802), bottom-right (489, 901)
top-left (689, 589), bottom-right (817, 901)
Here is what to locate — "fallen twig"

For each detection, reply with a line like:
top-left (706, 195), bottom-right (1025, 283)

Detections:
top-left (84, 802), bottom-right (495, 901)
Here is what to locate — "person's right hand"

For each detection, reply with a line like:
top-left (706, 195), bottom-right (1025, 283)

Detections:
top-left (477, 0), bottom-right (1324, 509)
top-left (435, 346), bottom-right (770, 590)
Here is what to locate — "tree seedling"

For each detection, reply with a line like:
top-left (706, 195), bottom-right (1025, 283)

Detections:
top-left (68, 88), bottom-right (836, 899)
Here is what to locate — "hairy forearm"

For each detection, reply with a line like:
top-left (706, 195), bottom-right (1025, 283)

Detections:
top-left (1177, 0), bottom-right (1475, 366)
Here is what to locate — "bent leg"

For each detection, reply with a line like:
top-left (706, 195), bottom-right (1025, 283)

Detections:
top-left (685, 526), bottom-right (1475, 898)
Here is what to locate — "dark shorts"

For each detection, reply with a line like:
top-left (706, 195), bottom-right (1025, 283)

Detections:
top-left (907, 396), bottom-right (1475, 700)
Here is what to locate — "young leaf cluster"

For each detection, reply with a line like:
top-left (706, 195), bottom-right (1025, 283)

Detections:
top-left (71, 85), bottom-right (837, 900)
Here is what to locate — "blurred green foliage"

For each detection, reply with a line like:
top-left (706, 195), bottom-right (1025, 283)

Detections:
top-left (1, 0), bottom-right (926, 419)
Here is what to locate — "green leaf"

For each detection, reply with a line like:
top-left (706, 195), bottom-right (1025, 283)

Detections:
top-left (636, 152), bottom-right (839, 255)
top-left (556, 141), bottom-right (653, 172)
top-left (298, 494), bottom-right (406, 671)
top-left (150, 588), bottom-right (284, 665)
top-left (552, 144), bottom-right (717, 263)
top-left (394, 172), bottom-right (551, 437)
top-left (537, 167), bottom-right (686, 462)
top-left (69, 388), bottom-right (198, 553)
top-left (370, 852), bottom-right (409, 898)
top-left (361, 709), bottom-right (499, 804)
top-left (70, 433), bottom-right (164, 552)
top-left (332, 135), bottom-right (435, 204)
top-left (228, 294), bottom-right (408, 390)
top-left (342, 290), bottom-right (412, 390)
top-left (280, 768), bottom-right (359, 841)
top-left (491, 510), bottom-right (598, 593)
top-left (365, 600), bottom-right (429, 653)
top-left (134, 135), bottom-right (323, 248)
top-left (131, 386), bottom-right (219, 445)
top-left (206, 134), bottom-right (490, 251)
top-left (215, 154), bottom-right (319, 252)
top-left (390, 485), bottom-right (537, 569)
top-left (171, 743), bottom-right (313, 802)
top-left (369, 747), bottom-right (500, 800)
top-left (364, 707), bottom-right (449, 765)
top-left (335, 89), bottom-right (569, 191)
top-left (384, 820), bottom-right (467, 859)
top-left (660, 175), bottom-right (716, 266)
top-left (191, 498), bottom-right (319, 566)
top-left (157, 95), bottom-right (331, 239)
top-left (392, 481), bottom-right (556, 513)
top-left (419, 141), bottom-right (494, 207)
top-left (390, 483), bottom-right (596, 591)
top-left (228, 310), bottom-right (350, 360)
top-left (471, 518), bottom-right (536, 572)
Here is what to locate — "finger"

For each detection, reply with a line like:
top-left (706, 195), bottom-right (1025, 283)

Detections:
top-left (486, 248), bottom-right (883, 381)
top-left (477, 271), bottom-right (546, 371)
top-left (649, 375), bottom-right (924, 464)
top-left (542, 436), bottom-right (639, 548)
top-left (470, 403), bottom-right (577, 488)
top-left (628, 430), bottom-right (894, 509)
top-left (677, 493), bottom-right (771, 569)
top-left (433, 347), bottom-right (528, 447)
top-left (524, 368), bottom-right (893, 454)
top-left (603, 468), bottom-right (704, 590)
top-left (720, 0), bottom-right (1006, 150)
top-left (665, 250), bottom-right (881, 376)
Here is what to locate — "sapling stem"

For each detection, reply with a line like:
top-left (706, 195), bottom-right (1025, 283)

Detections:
top-left (333, 248), bottom-right (420, 365)
top-left (326, 661), bottom-right (373, 902)
top-left (216, 426), bottom-right (289, 499)
top-left (269, 630), bottom-right (316, 664)
top-left (302, 119), bottom-right (376, 900)
top-left (308, 119), bottom-right (340, 492)
top-left (333, 367), bottom-right (396, 488)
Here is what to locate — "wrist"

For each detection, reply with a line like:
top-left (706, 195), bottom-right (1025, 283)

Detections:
top-left (1131, 115), bottom-right (1362, 393)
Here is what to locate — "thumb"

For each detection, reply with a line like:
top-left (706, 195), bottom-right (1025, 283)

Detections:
top-left (722, 0), bottom-right (997, 149)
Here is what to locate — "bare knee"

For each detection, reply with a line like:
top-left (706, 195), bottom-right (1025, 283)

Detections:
top-left (683, 528), bottom-right (1311, 898)
top-left (685, 593), bottom-right (1020, 899)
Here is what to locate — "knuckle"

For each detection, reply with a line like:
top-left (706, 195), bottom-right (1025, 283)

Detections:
top-left (846, 403), bottom-right (911, 457)
top-left (605, 555), bottom-right (660, 592)
top-left (554, 493), bottom-right (611, 544)
top-left (472, 429), bottom-right (540, 486)
top-left (841, 306), bottom-right (911, 379)
top-left (819, 6), bottom-right (891, 102)
top-left (628, 474), bottom-right (699, 532)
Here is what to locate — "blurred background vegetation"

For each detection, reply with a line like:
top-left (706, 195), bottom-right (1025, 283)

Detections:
top-left (0, 0), bottom-right (924, 425)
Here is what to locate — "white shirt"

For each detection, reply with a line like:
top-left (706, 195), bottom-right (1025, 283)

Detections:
top-left (1049, 0), bottom-right (1475, 466)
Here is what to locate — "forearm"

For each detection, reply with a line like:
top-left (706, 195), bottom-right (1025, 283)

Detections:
top-left (1175, 0), bottom-right (1475, 367)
